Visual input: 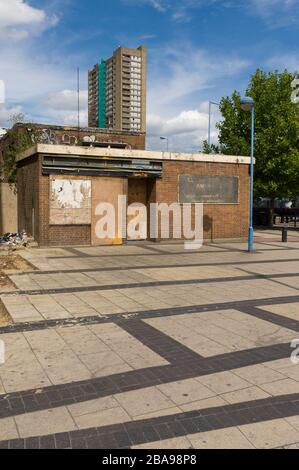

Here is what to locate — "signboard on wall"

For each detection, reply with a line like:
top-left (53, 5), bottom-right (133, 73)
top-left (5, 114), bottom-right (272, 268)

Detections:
top-left (50, 178), bottom-right (91, 225)
top-left (179, 175), bottom-right (239, 204)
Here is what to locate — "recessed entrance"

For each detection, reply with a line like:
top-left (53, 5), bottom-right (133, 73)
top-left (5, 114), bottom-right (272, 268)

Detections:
top-left (127, 178), bottom-right (150, 241)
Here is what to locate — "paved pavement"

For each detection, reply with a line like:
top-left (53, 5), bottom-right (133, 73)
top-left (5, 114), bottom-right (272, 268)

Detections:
top-left (1, 230), bottom-right (299, 449)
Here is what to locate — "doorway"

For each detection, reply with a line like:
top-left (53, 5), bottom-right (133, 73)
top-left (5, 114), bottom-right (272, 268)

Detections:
top-left (127, 178), bottom-right (149, 241)
top-left (91, 177), bottom-right (126, 246)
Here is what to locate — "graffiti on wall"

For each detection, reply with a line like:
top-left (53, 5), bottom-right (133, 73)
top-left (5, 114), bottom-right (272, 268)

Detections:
top-left (50, 178), bottom-right (91, 225)
top-left (31, 129), bottom-right (78, 145)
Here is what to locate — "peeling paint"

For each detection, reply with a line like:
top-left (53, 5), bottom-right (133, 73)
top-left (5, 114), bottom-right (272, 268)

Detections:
top-left (50, 178), bottom-right (91, 225)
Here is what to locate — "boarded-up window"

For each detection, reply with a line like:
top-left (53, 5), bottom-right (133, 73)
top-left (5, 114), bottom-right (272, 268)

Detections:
top-left (179, 175), bottom-right (239, 204)
top-left (50, 178), bottom-right (91, 225)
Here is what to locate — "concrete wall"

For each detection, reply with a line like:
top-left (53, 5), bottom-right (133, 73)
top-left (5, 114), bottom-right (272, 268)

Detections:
top-left (0, 182), bottom-right (18, 234)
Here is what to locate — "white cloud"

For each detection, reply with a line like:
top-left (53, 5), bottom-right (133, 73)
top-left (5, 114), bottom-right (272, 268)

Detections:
top-left (145, 44), bottom-right (243, 151)
top-left (148, 45), bottom-right (250, 116)
top-left (248, 0), bottom-right (298, 26)
top-left (0, 0), bottom-right (57, 41)
top-left (0, 0), bottom-right (45, 25)
top-left (267, 53), bottom-right (299, 71)
top-left (0, 2), bottom-right (84, 128)
top-left (0, 103), bottom-right (24, 127)
top-left (40, 89), bottom-right (89, 127)
top-left (42, 90), bottom-right (88, 112)
top-left (250, 0), bottom-right (296, 15)
top-left (0, 45), bottom-right (78, 106)
top-left (124, 0), bottom-right (167, 12)
top-left (63, 110), bottom-right (88, 127)
top-left (148, 110), bottom-right (208, 136)
top-left (147, 102), bottom-right (221, 151)
top-left (147, 110), bottom-right (207, 152)
top-left (148, 0), bottom-right (167, 12)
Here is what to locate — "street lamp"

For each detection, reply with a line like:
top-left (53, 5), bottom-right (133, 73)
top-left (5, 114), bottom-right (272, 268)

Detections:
top-left (208, 101), bottom-right (220, 146)
top-left (240, 96), bottom-right (255, 253)
top-left (160, 136), bottom-right (169, 152)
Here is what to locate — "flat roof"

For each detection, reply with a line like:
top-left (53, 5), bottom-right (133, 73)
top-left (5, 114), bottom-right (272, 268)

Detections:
top-left (17, 144), bottom-right (252, 165)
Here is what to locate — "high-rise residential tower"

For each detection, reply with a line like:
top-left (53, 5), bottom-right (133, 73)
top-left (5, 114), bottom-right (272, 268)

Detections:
top-left (88, 46), bottom-right (146, 132)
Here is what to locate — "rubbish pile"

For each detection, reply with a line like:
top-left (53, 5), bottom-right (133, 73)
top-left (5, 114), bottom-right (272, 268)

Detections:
top-left (0, 230), bottom-right (28, 249)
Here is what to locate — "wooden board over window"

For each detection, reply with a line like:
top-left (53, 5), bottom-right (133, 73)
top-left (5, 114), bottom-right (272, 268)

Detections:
top-left (49, 177), bottom-right (91, 225)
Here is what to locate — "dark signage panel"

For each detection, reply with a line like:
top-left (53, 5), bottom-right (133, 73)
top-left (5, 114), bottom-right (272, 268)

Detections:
top-left (179, 175), bottom-right (239, 204)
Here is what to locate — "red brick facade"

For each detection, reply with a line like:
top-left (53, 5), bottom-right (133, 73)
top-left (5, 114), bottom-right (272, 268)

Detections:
top-left (1, 123), bottom-right (146, 169)
top-left (17, 150), bottom-right (250, 247)
top-left (17, 155), bottom-right (40, 240)
top-left (155, 161), bottom-right (249, 241)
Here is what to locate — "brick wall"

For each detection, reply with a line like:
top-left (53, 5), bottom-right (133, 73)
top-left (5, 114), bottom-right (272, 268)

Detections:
top-left (17, 154), bottom-right (250, 246)
top-left (17, 155), bottom-right (40, 239)
top-left (39, 171), bottom-right (91, 247)
top-left (0, 124), bottom-right (146, 158)
top-left (44, 127), bottom-right (146, 150)
top-left (155, 160), bottom-right (249, 241)
top-left (17, 157), bottom-right (91, 246)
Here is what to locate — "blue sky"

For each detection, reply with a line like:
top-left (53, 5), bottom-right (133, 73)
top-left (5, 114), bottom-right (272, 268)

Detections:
top-left (0, 0), bottom-right (298, 150)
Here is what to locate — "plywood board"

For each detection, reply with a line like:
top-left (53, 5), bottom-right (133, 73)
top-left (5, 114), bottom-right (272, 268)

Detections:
top-left (127, 178), bottom-right (148, 240)
top-left (92, 177), bottom-right (126, 246)
top-left (50, 178), bottom-right (91, 225)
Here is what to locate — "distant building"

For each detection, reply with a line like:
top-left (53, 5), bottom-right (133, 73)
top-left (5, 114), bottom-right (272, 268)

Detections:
top-left (88, 46), bottom-right (146, 132)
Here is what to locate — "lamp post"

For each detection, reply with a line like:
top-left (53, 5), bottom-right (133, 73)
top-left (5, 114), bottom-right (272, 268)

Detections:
top-left (160, 136), bottom-right (169, 152)
top-left (208, 101), bottom-right (220, 147)
top-left (240, 97), bottom-right (255, 253)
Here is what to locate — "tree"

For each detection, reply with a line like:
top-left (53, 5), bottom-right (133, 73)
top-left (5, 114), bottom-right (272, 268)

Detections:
top-left (202, 140), bottom-right (220, 155)
top-left (0, 114), bottom-right (35, 186)
top-left (203, 69), bottom-right (299, 223)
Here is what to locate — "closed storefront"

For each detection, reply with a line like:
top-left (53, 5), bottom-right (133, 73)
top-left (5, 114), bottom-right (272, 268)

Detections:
top-left (16, 144), bottom-right (251, 247)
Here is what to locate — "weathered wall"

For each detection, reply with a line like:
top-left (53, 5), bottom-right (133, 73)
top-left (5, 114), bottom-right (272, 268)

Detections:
top-left (0, 183), bottom-right (18, 233)
top-left (17, 155), bottom-right (39, 239)
top-left (39, 171), bottom-right (91, 247)
top-left (17, 153), bottom-right (250, 246)
top-left (155, 160), bottom-right (249, 241)
top-left (128, 178), bottom-right (149, 240)
top-left (49, 177), bottom-right (92, 225)
top-left (0, 124), bottom-right (146, 162)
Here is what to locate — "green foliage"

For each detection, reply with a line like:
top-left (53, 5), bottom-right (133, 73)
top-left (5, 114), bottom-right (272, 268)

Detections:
top-left (0, 116), bottom-right (36, 186)
top-left (202, 140), bottom-right (220, 154)
top-left (2, 129), bottom-right (32, 185)
top-left (215, 70), bottom-right (299, 200)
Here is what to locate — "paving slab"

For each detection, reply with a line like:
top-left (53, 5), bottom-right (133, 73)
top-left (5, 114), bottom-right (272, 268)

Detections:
top-left (239, 418), bottom-right (299, 449)
top-left (188, 427), bottom-right (255, 449)
top-left (1, 234), bottom-right (299, 448)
